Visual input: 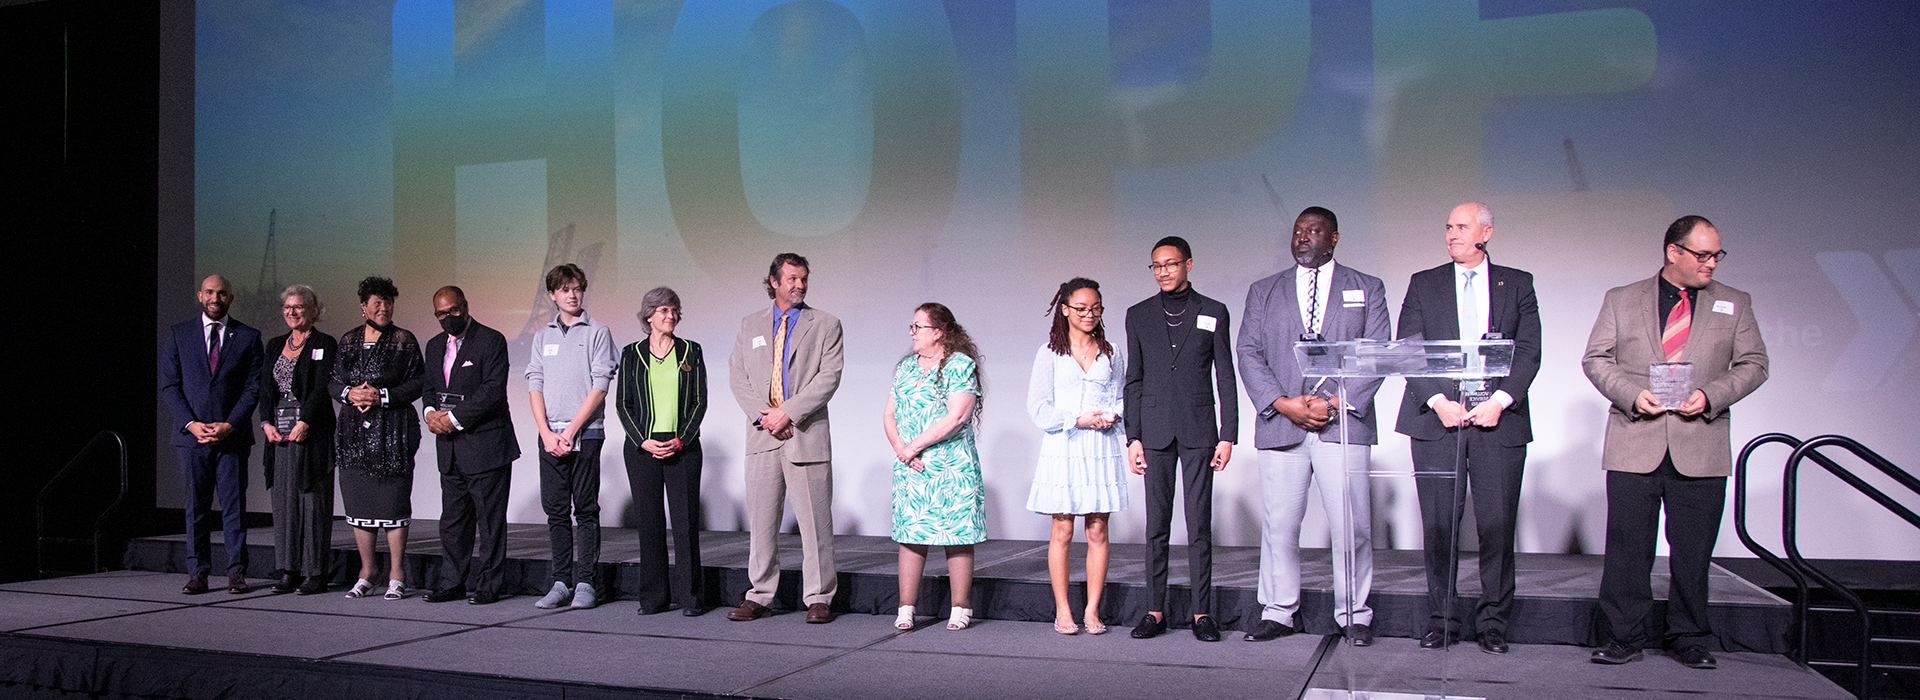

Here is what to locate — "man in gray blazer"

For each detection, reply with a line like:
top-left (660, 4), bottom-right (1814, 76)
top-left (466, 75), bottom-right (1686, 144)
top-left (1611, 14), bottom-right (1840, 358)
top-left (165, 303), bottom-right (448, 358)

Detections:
top-left (728, 253), bottom-right (846, 624)
top-left (1583, 215), bottom-right (1768, 669)
top-left (1236, 207), bottom-right (1390, 645)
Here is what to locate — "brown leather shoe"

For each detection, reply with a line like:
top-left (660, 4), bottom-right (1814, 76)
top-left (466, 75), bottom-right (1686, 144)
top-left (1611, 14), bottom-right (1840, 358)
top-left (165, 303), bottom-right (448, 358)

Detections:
top-left (227, 574), bottom-right (250, 594)
top-left (182, 575), bottom-right (209, 595)
top-left (727, 599), bottom-right (770, 621)
top-left (806, 603), bottom-right (835, 624)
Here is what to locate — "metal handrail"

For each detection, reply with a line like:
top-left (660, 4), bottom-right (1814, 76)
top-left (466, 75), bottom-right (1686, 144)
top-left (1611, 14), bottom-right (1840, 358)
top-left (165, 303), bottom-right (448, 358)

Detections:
top-left (34, 430), bottom-right (129, 577)
top-left (1734, 432), bottom-right (1816, 661)
top-left (1781, 434), bottom-right (1920, 700)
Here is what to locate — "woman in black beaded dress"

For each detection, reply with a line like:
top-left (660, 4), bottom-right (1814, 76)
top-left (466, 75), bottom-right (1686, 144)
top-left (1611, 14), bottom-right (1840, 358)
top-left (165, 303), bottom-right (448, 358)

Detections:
top-left (330, 276), bottom-right (426, 600)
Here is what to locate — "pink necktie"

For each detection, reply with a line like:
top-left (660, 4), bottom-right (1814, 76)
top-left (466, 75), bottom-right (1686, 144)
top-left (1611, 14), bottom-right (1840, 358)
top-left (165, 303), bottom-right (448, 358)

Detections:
top-left (444, 336), bottom-right (459, 385)
top-left (1662, 290), bottom-right (1691, 362)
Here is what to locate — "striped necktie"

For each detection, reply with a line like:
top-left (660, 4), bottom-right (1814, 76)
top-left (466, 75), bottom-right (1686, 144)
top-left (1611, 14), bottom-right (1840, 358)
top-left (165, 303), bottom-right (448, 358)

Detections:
top-left (1662, 289), bottom-right (1691, 362)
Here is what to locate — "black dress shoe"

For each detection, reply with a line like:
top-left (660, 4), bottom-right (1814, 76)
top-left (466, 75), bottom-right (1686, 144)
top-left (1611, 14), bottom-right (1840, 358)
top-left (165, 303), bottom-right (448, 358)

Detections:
top-left (1419, 629), bottom-right (1452, 649)
top-left (681, 604), bottom-right (711, 617)
top-left (1243, 619), bottom-right (1294, 642)
top-left (1344, 624), bottom-right (1374, 646)
top-left (468, 590), bottom-right (499, 605)
top-left (1130, 614), bottom-right (1167, 639)
top-left (423, 586), bottom-right (467, 603)
top-left (1191, 616), bottom-right (1221, 642)
top-left (295, 577), bottom-right (328, 595)
top-left (1477, 629), bottom-right (1509, 654)
top-left (635, 603), bottom-right (671, 616)
top-left (1673, 645), bottom-right (1717, 669)
top-left (1590, 640), bottom-right (1643, 664)
top-left (270, 574), bottom-right (301, 594)
top-left (182, 576), bottom-right (209, 595)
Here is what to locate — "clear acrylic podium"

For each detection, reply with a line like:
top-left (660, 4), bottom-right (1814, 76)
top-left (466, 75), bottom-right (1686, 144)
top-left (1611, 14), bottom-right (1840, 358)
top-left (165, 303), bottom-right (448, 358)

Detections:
top-left (1293, 339), bottom-right (1515, 700)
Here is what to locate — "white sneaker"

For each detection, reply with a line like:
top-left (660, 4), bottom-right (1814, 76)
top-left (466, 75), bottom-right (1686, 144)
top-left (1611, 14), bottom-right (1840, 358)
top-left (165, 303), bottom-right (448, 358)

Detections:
top-left (534, 581), bottom-right (573, 609)
top-left (569, 582), bottom-right (598, 610)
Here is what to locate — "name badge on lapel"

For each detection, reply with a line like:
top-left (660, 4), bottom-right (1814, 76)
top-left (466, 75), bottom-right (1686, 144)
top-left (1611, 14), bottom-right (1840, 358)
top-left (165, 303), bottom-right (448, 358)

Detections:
top-left (1196, 315), bottom-right (1217, 332)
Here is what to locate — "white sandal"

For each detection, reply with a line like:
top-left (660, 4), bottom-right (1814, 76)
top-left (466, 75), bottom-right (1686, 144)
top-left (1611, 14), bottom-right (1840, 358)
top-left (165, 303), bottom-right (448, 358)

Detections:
top-left (384, 580), bottom-right (406, 600)
top-left (894, 605), bottom-right (916, 630)
top-left (947, 606), bottom-right (972, 631)
top-left (344, 578), bottom-right (374, 599)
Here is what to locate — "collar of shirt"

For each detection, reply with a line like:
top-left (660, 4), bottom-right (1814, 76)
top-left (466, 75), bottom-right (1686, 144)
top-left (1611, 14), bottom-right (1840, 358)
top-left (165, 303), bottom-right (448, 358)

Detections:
top-left (548, 310), bottom-right (594, 332)
top-left (202, 313), bottom-right (225, 330)
top-left (772, 304), bottom-right (804, 326)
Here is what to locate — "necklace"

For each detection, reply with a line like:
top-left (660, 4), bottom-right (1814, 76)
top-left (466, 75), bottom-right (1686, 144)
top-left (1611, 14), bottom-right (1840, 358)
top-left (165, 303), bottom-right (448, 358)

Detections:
top-left (287, 331), bottom-right (308, 352)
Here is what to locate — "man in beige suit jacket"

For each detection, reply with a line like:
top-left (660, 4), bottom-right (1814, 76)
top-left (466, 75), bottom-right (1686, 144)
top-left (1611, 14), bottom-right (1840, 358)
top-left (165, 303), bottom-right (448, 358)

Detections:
top-left (1582, 215), bottom-right (1768, 669)
top-left (727, 253), bottom-right (846, 624)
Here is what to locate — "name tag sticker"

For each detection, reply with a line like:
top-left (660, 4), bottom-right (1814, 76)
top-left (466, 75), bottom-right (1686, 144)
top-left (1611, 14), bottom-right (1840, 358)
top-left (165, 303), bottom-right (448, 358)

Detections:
top-left (752, 335), bottom-right (767, 349)
top-left (1712, 300), bottom-right (1735, 315)
top-left (1196, 315), bottom-right (1217, 332)
top-left (1342, 289), bottom-right (1364, 303)
top-left (311, 348), bottom-right (324, 360)
top-left (543, 344), bottom-right (559, 356)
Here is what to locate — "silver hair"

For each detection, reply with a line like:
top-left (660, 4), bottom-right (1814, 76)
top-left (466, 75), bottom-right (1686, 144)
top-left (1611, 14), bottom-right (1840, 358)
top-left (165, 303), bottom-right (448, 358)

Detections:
top-left (280, 283), bottom-right (324, 321)
top-left (637, 286), bottom-right (681, 325)
top-left (1475, 203), bottom-right (1494, 228)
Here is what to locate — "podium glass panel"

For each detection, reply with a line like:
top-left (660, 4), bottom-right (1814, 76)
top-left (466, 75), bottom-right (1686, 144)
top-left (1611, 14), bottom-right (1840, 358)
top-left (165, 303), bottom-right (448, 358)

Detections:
top-left (1293, 339), bottom-right (1515, 700)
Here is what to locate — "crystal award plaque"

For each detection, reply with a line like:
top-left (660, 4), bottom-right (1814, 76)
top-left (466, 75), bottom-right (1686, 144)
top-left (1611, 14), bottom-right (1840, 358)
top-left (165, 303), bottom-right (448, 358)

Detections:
top-left (1650, 362), bottom-right (1693, 409)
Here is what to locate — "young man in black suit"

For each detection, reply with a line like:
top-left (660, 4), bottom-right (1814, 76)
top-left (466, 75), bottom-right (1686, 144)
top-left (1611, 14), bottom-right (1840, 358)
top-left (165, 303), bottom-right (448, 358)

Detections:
top-left (422, 286), bottom-right (521, 605)
top-left (1395, 202), bottom-right (1541, 654)
top-left (1124, 236), bottom-right (1238, 642)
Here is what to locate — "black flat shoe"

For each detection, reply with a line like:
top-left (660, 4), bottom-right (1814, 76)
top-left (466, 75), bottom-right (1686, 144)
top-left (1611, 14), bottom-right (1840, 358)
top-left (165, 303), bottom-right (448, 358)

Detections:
top-left (1130, 614), bottom-right (1167, 639)
top-left (1419, 629), bottom-right (1453, 650)
top-left (423, 586), bottom-right (467, 603)
top-left (681, 605), bottom-right (711, 617)
top-left (468, 590), bottom-right (500, 605)
top-left (270, 574), bottom-right (301, 594)
top-left (1478, 629), bottom-right (1509, 654)
top-left (295, 577), bottom-right (328, 595)
top-left (1243, 619), bottom-right (1294, 642)
top-left (1590, 641), bottom-right (1643, 664)
top-left (1191, 616), bottom-right (1221, 642)
top-left (1673, 645), bottom-right (1716, 669)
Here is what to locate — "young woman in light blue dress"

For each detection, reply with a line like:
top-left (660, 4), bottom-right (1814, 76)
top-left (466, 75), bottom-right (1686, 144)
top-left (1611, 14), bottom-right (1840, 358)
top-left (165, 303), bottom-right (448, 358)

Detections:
top-left (1026, 278), bottom-right (1128, 635)
top-left (884, 302), bottom-right (986, 631)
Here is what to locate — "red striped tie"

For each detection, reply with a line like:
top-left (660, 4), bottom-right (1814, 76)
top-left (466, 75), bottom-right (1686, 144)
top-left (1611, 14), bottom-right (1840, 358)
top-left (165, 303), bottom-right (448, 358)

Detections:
top-left (1662, 290), bottom-right (1691, 362)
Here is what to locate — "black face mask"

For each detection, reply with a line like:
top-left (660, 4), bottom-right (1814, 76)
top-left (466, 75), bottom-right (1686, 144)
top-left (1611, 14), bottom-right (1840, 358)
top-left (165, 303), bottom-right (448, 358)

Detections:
top-left (439, 313), bottom-right (470, 337)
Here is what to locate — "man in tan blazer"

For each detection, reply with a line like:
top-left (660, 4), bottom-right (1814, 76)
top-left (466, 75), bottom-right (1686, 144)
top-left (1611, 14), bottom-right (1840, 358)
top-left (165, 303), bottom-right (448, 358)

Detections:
top-left (727, 253), bottom-right (846, 624)
top-left (1582, 215), bottom-right (1768, 669)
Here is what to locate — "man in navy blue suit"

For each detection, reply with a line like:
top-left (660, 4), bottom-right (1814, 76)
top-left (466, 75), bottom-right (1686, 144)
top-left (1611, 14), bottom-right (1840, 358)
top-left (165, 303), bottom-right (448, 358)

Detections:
top-left (159, 274), bottom-right (264, 594)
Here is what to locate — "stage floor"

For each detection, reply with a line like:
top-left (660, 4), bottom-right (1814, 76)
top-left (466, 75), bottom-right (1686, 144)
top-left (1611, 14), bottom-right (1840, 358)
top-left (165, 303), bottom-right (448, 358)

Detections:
top-left (0, 523), bottom-right (1842, 699)
top-left (0, 570), bottom-right (1847, 700)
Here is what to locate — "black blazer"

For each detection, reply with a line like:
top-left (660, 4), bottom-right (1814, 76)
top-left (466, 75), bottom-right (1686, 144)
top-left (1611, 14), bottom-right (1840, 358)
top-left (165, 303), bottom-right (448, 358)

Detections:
top-left (257, 329), bottom-right (339, 487)
top-left (424, 319), bottom-right (521, 474)
top-left (615, 337), bottom-right (708, 446)
top-left (1123, 287), bottom-right (1239, 450)
top-left (1392, 262), bottom-right (1542, 445)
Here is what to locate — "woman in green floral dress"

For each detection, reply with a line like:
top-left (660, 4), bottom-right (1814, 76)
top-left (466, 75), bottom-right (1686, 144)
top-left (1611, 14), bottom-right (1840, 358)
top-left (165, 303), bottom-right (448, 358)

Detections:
top-left (883, 302), bottom-right (985, 631)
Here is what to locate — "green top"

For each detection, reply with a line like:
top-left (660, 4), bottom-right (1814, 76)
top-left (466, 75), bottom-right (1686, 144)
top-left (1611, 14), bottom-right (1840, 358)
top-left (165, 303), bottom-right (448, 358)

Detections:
top-left (645, 346), bottom-right (680, 435)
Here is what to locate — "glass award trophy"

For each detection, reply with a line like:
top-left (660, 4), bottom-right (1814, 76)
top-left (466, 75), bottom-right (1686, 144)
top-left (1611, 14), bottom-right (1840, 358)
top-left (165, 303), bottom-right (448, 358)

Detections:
top-left (435, 392), bottom-right (465, 412)
top-left (1650, 362), bottom-right (1693, 409)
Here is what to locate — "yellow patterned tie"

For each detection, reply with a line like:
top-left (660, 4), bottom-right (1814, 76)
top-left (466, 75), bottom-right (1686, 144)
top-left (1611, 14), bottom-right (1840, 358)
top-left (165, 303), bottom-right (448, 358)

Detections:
top-left (770, 314), bottom-right (787, 408)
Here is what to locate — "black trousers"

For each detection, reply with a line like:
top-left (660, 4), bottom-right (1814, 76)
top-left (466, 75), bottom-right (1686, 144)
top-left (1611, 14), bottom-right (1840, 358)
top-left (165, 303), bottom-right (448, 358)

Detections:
top-left (437, 463), bottom-right (510, 596)
top-left (1411, 430), bottom-right (1525, 635)
top-left (625, 437), bottom-right (705, 611)
top-left (1143, 440), bottom-right (1216, 616)
top-left (539, 439), bottom-right (603, 588)
top-left (176, 443), bottom-right (249, 577)
top-left (1598, 455), bottom-right (1727, 650)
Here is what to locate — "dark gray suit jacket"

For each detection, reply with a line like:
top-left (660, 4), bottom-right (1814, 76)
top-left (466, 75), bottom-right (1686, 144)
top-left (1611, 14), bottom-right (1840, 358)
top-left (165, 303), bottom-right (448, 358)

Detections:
top-left (424, 319), bottom-right (521, 474)
top-left (1393, 262), bottom-right (1542, 446)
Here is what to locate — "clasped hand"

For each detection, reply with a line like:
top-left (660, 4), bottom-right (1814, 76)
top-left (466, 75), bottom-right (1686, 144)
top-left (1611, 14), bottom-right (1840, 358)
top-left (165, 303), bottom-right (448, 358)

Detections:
top-left (1074, 410), bottom-right (1115, 430)
top-left (1634, 389), bottom-right (1707, 417)
top-left (1433, 398), bottom-right (1503, 428)
top-left (1273, 395), bottom-right (1339, 431)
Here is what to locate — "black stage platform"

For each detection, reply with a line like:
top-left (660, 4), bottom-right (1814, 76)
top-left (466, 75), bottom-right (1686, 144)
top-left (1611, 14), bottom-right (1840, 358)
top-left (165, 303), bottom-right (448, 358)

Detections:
top-left (0, 523), bottom-right (1846, 700)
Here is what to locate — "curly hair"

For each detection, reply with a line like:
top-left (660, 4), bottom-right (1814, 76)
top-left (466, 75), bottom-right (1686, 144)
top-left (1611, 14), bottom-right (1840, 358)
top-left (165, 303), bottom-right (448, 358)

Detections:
top-left (912, 302), bottom-right (984, 418)
top-left (1045, 277), bottom-right (1111, 357)
top-left (356, 276), bottom-right (398, 304)
top-left (763, 253), bottom-right (809, 299)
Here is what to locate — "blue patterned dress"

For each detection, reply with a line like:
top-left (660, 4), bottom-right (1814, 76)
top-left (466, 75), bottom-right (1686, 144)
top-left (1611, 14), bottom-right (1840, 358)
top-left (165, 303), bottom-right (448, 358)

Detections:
top-left (889, 353), bottom-right (985, 545)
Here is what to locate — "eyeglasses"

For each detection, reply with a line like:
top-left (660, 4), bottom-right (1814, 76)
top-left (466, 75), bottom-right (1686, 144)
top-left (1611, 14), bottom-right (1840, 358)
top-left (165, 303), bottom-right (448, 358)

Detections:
top-left (908, 323), bottom-right (936, 334)
top-left (432, 308), bottom-right (465, 320)
top-left (1065, 304), bottom-right (1104, 317)
top-left (282, 304), bottom-right (310, 312)
top-left (1671, 242), bottom-right (1728, 263)
top-left (1147, 259), bottom-right (1188, 273)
